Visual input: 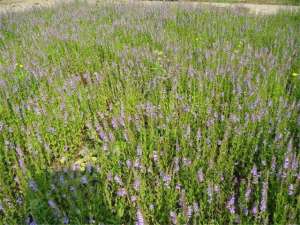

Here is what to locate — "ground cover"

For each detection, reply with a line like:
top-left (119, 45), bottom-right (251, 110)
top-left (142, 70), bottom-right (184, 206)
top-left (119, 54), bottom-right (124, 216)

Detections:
top-left (0, 1), bottom-right (299, 224)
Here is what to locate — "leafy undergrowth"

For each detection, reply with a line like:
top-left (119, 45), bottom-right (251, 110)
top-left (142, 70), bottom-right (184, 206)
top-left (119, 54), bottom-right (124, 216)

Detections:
top-left (0, 2), bottom-right (299, 225)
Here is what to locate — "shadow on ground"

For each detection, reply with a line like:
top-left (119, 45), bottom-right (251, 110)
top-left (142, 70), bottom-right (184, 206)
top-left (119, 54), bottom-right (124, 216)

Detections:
top-left (24, 167), bottom-right (126, 225)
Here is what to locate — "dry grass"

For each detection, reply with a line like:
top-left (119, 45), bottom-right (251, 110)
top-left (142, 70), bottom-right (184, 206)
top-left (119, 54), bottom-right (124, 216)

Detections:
top-left (184, 0), bottom-right (299, 6)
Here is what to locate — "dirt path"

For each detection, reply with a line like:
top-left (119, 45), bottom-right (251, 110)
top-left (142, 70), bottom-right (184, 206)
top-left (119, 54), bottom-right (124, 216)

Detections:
top-left (181, 1), bottom-right (299, 15)
top-left (0, 0), bottom-right (299, 15)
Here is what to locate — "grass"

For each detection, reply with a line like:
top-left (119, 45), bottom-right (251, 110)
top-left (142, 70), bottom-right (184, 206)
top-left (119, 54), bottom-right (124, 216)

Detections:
top-left (0, 1), bottom-right (299, 224)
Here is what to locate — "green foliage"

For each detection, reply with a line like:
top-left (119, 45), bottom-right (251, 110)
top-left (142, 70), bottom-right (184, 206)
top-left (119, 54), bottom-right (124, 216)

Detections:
top-left (0, 2), bottom-right (299, 225)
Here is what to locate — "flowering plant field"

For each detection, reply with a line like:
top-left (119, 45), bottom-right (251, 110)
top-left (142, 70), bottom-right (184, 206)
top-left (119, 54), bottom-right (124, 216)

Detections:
top-left (0, 2), bottom-right (299, 224)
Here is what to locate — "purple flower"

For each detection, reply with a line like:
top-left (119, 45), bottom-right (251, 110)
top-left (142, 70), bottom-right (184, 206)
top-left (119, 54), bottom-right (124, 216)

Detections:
top-left (80, 176), bottom-right (88, 185)
top-left (175, 183), bottom-right (181, 191)
top-left (162, 174), bottom-right (171, 187)
top-left (186, 206), bottom-right (193, 219)
top-left (117, 188), bottom-right (127, 197)
top-left (284, 154), bottom-right (290, 169)
top-left (126, 159), bottom-right (132, 168)
top-left (153, 151), bottom-right (158, 162)
top-left (47, 127), bottom-right (56, 134)
top-left (134, 159), bottom-right (142, 170)
top-left (245, 185), bottom-right (251, 202)
top-left (260, 181), bottom-right (268, 212)
top-left (251, 165), bottom-right (258, 176)
top-left (114, 175), bottom-right (123, 185)
top-left (135, 208), bottom-right (144, 225)
top-left (179, 190), bottom-right (187, 209)
top-left (86, 164), bottom-right (93, 173)
top-left (63, 216), bottom-right (69, 224)
top-left (183, 105), bottom-right (190, 113)
top-left (29, 180), bottom-right (38, 192)
top-left (111, 118), bottom-right (118, 129)
top-left (26, 216), bottom-right (37, 225)
top-left (197, 169), bottom-right (204, 183)
top-left (133, 178), bottom-right (141, 191)
top-left (131, 195), bottom-right (137, 203)
top-left (99, 131), bottom-right (107, 142)
top-left (48, 200), bottom-right (57, 209)
top-left (252, 205), bottom-right (258, 215)
top-left (251, 165), bottom-right (259, 184)
top-left (0, 79), bottom-right (6, 88)
top-left (18, 159), bottom-right (26, 174)
top-left (288, 184), bottom-right (294, 196)
top-left (96, 125), bottom-right (107, 142)
top-left (170, 211), bottom-right (177, 224)
top-left (107, 172), bottom-right (113, 181)
top-left (226, 195), bottom-right (235, 214)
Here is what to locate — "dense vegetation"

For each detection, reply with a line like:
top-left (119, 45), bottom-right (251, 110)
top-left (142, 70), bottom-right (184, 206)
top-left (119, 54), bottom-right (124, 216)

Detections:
top-left (0, 1), bottom-right (299, 224)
